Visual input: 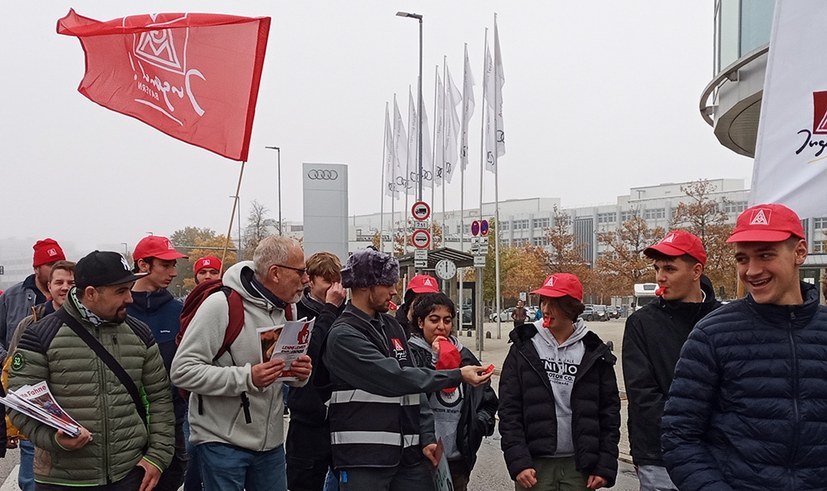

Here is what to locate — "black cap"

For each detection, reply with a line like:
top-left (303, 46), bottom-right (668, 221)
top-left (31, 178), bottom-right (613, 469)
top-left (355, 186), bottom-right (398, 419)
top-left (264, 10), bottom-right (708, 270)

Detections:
top-left (75, 251), bottom-right (147, 289)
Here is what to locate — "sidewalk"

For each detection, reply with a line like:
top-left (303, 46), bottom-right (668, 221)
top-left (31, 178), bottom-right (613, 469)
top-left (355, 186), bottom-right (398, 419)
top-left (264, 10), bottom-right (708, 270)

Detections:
top-left (462, 319), bottom-right (632, 463)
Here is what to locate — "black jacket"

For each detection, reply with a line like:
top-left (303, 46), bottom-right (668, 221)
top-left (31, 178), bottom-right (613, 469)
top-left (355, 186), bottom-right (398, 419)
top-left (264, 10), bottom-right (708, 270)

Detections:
top-left (409, 339), bottom-right (498, 471)
top-left (290, 290), bottom-right (344, 426)
top-left (499, 323), bottom-right (620, 486)
top-left (663, 282), bottom-right (827, 491)
top-left (622, 279), bottom-right (720, 466)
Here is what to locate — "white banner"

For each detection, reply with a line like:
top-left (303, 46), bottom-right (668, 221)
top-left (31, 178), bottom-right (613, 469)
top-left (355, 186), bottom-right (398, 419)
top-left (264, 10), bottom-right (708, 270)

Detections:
top-left (383, 104), bottom-right (398, 198)
top-left (392, 94), bottom-right (409, 196)
top-left (461, 44), bottom-right (476, 172)
top-left (752, 1), bottom-right (827, 218)
top-left (407, 88), bottom-right (419, 196)
top-left (444, 65), bottom-right (462, 184)
top-left (434, 71), bottom-right (445, 187)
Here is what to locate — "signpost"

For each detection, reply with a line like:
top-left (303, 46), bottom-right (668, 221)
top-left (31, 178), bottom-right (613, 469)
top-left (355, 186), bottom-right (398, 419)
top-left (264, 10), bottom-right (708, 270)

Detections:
top-left (414, 249), bottom-right (428, 268)
top-left (411, 229), bottom-right (431, 249)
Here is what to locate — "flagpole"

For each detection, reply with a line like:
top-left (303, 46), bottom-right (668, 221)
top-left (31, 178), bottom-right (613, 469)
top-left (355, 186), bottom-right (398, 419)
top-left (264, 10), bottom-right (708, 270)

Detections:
top-left (459, 44), bottom-right (469, 337)
top-left (431, 65), bottom-right (439, 248)
top-left (493, 13), bottom-right (503, 340)
top-left (222, 161), bottom-right (246, 273)
top-left (391, 93), bottom-right (399, 257)
top-left (380, 102), bottom-right (388, 252)
top-left (405, 84), bottom-right (413, 256)
top-left (442, 56), bottom-right (448, 243)
top-left (477, 28), bottom-right (488, 355)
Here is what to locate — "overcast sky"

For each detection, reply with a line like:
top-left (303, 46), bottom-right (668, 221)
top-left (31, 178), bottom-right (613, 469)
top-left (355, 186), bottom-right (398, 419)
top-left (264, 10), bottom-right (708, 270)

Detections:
top-left (1, 1), bottom-right (753, 255)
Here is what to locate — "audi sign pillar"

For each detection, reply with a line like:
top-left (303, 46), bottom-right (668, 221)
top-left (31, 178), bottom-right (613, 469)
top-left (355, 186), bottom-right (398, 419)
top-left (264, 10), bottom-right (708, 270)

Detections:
top-left (302, 163), bottom-right (348, 262)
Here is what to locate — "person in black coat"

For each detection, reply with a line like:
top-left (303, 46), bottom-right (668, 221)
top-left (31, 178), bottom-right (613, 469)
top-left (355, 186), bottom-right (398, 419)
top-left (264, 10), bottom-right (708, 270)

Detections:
top-left (286, 252), bottom-right (346, 491)
top-left (622, 230), bottom-right (721, 490)
top-left (499, 273), bottom-right (620, 490)
top-left (407, 293), bottom-right (498, 491)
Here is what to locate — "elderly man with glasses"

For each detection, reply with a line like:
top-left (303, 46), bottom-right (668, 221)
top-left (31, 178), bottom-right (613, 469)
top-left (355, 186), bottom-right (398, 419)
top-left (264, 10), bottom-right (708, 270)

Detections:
top-left (172, 236), bottom-right (313, 491)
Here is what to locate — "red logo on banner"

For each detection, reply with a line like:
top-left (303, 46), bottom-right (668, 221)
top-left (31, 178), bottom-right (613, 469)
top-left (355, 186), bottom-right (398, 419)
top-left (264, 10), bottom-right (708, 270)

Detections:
top-left (57, 9), bottom-right (270, 161)
top-left (813, 91), bottom-right (827, 134)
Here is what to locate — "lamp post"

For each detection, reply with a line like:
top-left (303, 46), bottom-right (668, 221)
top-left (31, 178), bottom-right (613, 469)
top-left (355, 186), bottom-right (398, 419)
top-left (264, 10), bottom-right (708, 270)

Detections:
top-left (264, 146), bottom-right (283, 235)
top-left (396, 11), bottom-right (424, 202)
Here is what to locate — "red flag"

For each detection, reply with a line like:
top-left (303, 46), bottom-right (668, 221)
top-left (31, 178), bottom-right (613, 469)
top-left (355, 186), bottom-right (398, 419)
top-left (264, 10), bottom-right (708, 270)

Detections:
top-left (57, 9), bottom-right (270, 162)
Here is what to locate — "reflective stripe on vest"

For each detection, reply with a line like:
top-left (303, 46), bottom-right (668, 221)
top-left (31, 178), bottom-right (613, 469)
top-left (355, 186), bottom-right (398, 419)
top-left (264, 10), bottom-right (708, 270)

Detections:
top-left (330, 389), bottom-right (419, 406)
top-left (330, 431), bottom-right (420, 448)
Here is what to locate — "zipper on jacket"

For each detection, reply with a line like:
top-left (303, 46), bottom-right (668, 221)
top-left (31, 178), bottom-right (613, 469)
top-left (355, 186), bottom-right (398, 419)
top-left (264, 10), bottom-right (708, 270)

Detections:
top-left (787, 311), bottom-right (800, 475)
top-left (96, 326), bottom-right (113, 484)
top-left (573, 346), bottom-right (608, 387)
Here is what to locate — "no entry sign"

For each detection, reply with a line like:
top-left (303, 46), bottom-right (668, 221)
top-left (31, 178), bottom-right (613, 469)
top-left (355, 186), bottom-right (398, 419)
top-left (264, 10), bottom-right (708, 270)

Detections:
top-left (411, 229), bottom-right (431, 249)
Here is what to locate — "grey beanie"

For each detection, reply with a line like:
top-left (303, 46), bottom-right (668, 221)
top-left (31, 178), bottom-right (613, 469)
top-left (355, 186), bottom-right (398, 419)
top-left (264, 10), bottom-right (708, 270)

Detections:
top-left (341, 247), bottom-right (399, 288)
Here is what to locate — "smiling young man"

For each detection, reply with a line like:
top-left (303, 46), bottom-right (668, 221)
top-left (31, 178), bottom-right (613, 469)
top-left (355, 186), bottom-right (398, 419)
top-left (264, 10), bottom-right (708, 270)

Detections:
top-left (662, 203), bottom-right (827, 490)
top-left (128, 235), bottom-right (189, 491)
top-left (621, 230), bottom-right (720, 490)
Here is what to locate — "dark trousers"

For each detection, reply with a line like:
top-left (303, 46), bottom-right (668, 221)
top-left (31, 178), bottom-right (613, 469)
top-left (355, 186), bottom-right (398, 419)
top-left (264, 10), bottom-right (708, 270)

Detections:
top-left (338, 460), bottom-right (433, 491)
top-left (35, 466), bottom-right (144, 491)
top-left (286, 420), bottom-right (332, 491)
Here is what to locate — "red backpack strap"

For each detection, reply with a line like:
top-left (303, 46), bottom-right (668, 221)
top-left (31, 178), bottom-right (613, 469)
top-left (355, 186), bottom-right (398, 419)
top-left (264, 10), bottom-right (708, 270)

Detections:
top-left (214, 288), bottom-right (245, 361)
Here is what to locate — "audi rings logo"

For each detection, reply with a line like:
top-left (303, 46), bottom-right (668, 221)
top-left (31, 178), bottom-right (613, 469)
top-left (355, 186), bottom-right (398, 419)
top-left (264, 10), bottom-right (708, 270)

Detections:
top-left (307, 169), bottom-right (338, 180)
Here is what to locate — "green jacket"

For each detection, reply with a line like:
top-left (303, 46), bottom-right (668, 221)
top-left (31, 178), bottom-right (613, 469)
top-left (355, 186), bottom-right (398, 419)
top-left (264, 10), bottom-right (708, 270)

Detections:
top-left (8, 299), bottom-right (174, 486)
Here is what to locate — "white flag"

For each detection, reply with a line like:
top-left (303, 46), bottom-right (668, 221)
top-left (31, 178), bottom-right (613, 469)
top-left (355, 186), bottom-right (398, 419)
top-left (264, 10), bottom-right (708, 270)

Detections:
top-left (444, 65), bottom-right (462, 184)
top-left (751, 1), bottom-right (827, 217)
top-left (392, 95), bottom-right (408, 196)
top-left (383, 104), bottom-right (398, 198)
top-left (407, 88), bottom-right (419, 196)
top-left (434, 72), bottom-right (445, 187)
top-left (484, 20), bottom-right (505, 173)
top-left (421, 101), bottom-right (434, 189)
top-left (461, 44), bottom-right (476, 172)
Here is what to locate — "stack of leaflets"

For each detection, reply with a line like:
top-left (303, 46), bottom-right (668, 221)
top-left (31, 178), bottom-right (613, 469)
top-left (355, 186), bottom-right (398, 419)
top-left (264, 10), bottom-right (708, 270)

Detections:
top-left (257, 317), bottom-right (316, 382)
top-left (1, 381), bottom-right (81, 437)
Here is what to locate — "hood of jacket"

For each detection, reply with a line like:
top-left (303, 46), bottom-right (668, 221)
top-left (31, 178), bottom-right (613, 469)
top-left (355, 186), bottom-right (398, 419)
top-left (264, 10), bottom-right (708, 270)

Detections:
top-left (222, 261), bottom-right (291, 314)
top-left (744, 281), bottom-right (820, 328)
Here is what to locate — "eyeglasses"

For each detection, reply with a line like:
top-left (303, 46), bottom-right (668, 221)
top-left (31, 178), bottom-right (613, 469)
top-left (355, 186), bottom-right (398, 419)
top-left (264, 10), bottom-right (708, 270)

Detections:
top-left (276, 264), bottom-right (308, 277)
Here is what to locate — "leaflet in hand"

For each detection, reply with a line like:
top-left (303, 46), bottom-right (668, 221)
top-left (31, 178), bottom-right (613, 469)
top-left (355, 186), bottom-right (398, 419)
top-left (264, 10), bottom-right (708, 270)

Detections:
top-left (257, 317), bottom-right (315, 382)
top-left (1, 381), bottom-right (81, 437)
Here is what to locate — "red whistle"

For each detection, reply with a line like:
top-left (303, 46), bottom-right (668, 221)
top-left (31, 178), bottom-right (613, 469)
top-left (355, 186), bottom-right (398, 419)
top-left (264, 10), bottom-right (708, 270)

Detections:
top-left (655, 287), bottom-right (666, 296)
top-left (484, 364), bottom-right (495, 374)
top-left (542, 317), bottom-right (552, 328)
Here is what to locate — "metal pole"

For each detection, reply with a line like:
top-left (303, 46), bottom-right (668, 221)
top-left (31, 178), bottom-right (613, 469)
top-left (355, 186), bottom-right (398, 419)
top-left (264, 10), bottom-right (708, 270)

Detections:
top-left (265, 146), bottom-right (283, 235)
top-left (417, 16), bottom-right (424, 202)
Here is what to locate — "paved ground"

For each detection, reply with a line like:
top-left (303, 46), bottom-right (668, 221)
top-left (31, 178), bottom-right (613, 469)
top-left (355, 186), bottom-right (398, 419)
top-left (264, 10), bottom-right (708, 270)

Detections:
top-left (0, 318), bottom-right (637, 490)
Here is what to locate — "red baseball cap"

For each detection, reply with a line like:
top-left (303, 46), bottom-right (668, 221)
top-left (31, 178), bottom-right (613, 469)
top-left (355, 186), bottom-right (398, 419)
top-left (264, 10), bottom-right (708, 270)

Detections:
top-left (644, 230), bottom-right (707, 265)
top-left (727, 203), bottom-right (805, 243)
top-left (193, 256), bottom-right (222, 275)
top-left (531, 273), bottom-right (583, 302)
top-left (133, 236), bottom-right (188, 262)
top-left (32, 238), bottom-right (66, 267)
top-left (406, 274), bottom-right (440, 294)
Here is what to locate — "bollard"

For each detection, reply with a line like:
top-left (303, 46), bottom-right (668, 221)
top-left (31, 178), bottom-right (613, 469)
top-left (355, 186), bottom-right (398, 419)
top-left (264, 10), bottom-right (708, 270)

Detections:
top-left (485, 331), bottom-right (492, 339)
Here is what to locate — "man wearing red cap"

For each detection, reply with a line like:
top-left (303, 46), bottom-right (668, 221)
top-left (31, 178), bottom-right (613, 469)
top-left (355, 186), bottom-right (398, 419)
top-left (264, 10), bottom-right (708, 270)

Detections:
top-left (395, 274), bottom-right (440, 337)
top-left (499, 273), bottom-right (620, 490)
top-left (622, 230), bottom-right (720, 490)
top-left (662, 204), bottom-right (827, 490)
top-left (127, 235), bottom-right (189, 491)
top-left (0, 238), bottom-right (65, 491)
top-left (194, 256), bottom-right (222, 284)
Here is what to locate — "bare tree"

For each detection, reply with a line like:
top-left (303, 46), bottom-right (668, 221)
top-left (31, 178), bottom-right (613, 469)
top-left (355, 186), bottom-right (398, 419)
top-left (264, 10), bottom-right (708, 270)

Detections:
top-left (244, 200), bottom-right (278, 257)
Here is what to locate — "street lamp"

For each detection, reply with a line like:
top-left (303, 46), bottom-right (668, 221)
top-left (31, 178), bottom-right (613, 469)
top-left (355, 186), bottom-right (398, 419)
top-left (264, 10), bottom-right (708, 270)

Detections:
top-left (264, 146), bottom-right (283, 235)
top-left (396, 11), bottom-right (424, 202)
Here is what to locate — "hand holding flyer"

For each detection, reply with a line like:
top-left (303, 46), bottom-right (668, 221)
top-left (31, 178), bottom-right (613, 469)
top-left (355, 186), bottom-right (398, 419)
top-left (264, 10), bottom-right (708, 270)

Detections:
top-left (257, 318), bottom-right (316, 382)
top-left (1, 381), bottom-right (81, 437)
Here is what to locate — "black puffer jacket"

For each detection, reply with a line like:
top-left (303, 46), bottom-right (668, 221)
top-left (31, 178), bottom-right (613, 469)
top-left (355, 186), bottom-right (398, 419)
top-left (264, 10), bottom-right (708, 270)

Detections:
top-left (663, 282), bottom-right (827, 491)
top-left (409, 338), bottom-right (498, 472)
top-left (499, 323), bottom-right (620, 485)
top-left (622, 279), bottom-right (720, 466)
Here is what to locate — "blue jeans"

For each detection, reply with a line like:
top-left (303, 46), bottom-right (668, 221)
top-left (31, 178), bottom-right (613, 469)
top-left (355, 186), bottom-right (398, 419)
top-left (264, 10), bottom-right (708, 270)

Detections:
top-left (197, 442), bottom-right (286, 491)
top-left (323, 468), bottom-right (339, 491)
top-left (19, 440), bottom-right (35, 491)
top-left (183, 416), bottom-right (202, 491)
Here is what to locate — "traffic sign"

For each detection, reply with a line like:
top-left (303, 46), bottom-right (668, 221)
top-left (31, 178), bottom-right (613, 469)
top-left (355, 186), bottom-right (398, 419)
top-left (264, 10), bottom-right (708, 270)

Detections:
top-left (411, 201), bottom-right (431, 221)
top-left (480, 219), bottom-right (489, 236)
top-left (414, 250), bottom-right (428, 261)
top-left (412, 220), bottom-right (430, 229)
top-left (473, 255), bottom-right (486, 267)
top-left (471, 220), bottom-right (480, 236)
top-left (414, 260), bottom-right (428, 268)
top-left (411, 229), bottom-right (431, 249)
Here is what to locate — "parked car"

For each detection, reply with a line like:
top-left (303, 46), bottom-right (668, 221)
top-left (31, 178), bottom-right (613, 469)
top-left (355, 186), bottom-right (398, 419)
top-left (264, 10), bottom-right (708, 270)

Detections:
top-left (592, 305), bottom-right (609, 321)
top-left (580, 305), bottom-right (597, 322)
top-left (580, 305), bottom-right (608, 322)
top-left (490, 306), bottom-right (536, 323)
top-left (606, 305), bottom-right (620, 319)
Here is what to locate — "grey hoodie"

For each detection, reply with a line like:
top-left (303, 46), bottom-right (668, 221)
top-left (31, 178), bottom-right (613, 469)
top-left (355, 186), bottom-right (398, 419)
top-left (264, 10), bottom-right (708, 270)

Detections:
top-left (171, 261), bottom-right (305, 452)
top-left (530, 318), bottom-right (589, 456)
